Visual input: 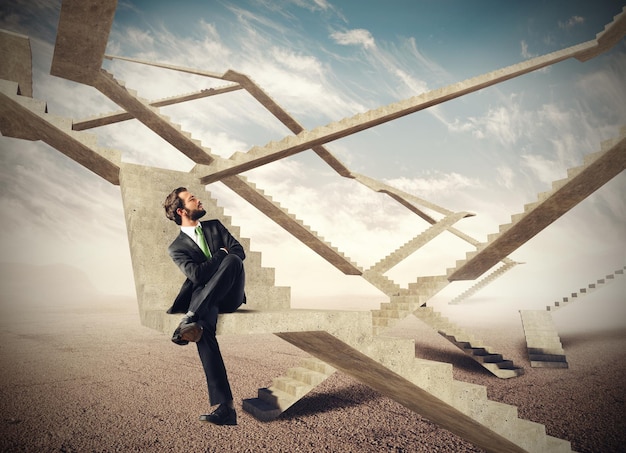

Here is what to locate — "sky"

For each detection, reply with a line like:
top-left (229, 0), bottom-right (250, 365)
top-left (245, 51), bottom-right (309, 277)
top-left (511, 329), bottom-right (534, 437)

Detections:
top-left (0, 0), bottom-right (625, 323)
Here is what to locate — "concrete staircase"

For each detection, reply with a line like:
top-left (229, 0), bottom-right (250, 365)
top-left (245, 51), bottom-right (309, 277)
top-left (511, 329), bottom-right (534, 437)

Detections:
top-left (546, 266), bottom-right (625, 311)
top-left (369, 276), bottom-right (449, 334)
top-left (117, 162), bottom-right (293, 321)
top-left (520, 266), bottom-right (626, 368)
top-left (414, 307), bottom-right (525, 378)
top-left (219, 174), bottom-right (361, 274)
top-left (450, 259), bottom-right (520, 304)
top-left (277, 330), bottom-right (573, 453)
top-left (369, 274), bottom-right (524, 378)
top-left (194, 6), bottom-right (626, 186)
top-left (365, 211), bottom-right (470, 278)
top-left (72, 83), bottom-right (243, 131)
top-left (85, 68), bottom-right (363, 275)
top-left (243, 357), bottom-right (336, 422)
top-left (252, 277), bottom-right (523, 425)
top-left (519, 311), bottom-right (568, 369)
top-left (448, 125), bottom-right (626, 281)
top-left (0, 79), bottom-right (121, 185)
top-left (241, 315), bottom-right (573, 451)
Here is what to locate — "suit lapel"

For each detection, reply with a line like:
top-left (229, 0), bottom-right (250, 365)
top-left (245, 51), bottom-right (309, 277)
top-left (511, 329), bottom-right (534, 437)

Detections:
top-left (175, 231), bottom-right (206, 261)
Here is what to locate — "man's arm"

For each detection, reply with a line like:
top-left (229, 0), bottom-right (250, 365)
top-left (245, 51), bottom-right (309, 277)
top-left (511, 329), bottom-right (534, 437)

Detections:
top-left (168, 244), bottom-right (228, 286)
top-left (214, 220), bottom-right (246, 261)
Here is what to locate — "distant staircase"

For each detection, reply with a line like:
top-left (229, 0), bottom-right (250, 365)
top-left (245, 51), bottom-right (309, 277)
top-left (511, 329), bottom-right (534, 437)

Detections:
top-left (368, 274), bottom-right (525, 378)
top-left (414, 307), bottom-right (525, 378)
top-left (366, 212), bottom-right (471, 278)
top-left (449, 259), bottom-right (520, 304)
top-left (546, 266), bottom-right (625, 311)
top-left (519, 311), bottom-right (568, 368)
top-left (521, 266), bottom-right (625, 368)
top-left (448, 126), bottom-right (626, 281)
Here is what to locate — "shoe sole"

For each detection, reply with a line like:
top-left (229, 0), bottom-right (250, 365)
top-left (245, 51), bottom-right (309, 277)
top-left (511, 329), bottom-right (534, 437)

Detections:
top-left (180, 323), bottom-right (203, 342)
top-left (199, 415), bottom-right (237, 425)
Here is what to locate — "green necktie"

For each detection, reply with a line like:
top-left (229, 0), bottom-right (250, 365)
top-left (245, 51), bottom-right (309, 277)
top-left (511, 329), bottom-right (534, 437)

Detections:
top-left (195, 225), bottom-right (211, 258)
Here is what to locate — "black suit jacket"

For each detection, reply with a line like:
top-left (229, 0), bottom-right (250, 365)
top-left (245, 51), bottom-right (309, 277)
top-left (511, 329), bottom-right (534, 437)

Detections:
top-left (166, 219), bottom-right (245, 314)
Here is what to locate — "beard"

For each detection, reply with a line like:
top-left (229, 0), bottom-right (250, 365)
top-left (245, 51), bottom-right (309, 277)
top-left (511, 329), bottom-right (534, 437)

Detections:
top-left (186, 207), bottom-right (206, 221)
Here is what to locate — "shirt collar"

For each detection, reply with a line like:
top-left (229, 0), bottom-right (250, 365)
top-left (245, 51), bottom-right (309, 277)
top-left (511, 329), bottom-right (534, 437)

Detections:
top-left (181, 223), bottom-right (200, 240)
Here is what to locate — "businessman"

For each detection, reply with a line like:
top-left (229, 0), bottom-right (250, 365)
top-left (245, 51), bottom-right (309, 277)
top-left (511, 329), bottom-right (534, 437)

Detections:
top-left (163, 187), bottom-right (246, 426)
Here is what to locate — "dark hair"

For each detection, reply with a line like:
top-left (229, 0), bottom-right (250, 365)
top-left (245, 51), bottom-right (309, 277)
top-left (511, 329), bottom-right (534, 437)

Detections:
top-left (163, 187), bottom-right (187, 225)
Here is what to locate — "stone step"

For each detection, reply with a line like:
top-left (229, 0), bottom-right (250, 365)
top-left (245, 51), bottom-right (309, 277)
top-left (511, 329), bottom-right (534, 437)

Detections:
top-left (286, 366), bottom-right (332, 386)
top-left (272, 376), bottom-right (313, 399)
top-left (241, 394), bottom-right (283, 422)
top-left (545, 435), bottom-right (574, 453)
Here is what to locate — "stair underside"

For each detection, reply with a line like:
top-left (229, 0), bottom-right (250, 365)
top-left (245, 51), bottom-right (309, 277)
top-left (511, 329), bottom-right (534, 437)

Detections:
top-left (276, 330), bottom-right (532, 453)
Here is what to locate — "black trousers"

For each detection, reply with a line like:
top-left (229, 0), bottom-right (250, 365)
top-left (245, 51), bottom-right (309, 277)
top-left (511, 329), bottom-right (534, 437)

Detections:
top-left (193, 254), bottom-right (245, 406)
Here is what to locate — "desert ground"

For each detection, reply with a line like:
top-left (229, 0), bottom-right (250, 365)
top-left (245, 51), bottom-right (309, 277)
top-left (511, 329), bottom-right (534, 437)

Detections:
top-left (1, 264), bottom-right (625, 452)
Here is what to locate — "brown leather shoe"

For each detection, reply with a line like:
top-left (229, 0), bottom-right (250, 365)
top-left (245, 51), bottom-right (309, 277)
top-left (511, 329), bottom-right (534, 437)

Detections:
top-left (171, 321), bottom-right (203, 345)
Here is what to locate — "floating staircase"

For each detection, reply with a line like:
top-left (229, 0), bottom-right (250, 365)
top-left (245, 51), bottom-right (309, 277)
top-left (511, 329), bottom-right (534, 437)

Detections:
top-left (370, 275), bottom-right (450, 334)
top-left (0, 79), bottom-right (121, 184)
top-left (196, 6), bottom-right (626, 185)
top-left (546, 266), bottom-right (625, 311)
top-left (243, 323), bottom-right (573, 451)
top-left (275, 330), bottom-right (573, 453)
top-left (414, 307), bottom-right (525, 379)
top-left (72, 83), bottom-right (243, 131)
top-left (89, 69), bottom-right (362, 275)
top-left (448, 125), bottom-right (626, 281)
top-left (370, 275), bottom-right (523, 378)
top-left (219, 174), bottom-right (361, 275)
top-left (520, 266), bottom-right (626, 368)
top-left (93, 69), bottom-right (215, 165)
top-left (365, 211), bottom-right (470, 277)
top-left (449, 259), bottom-right (520, 304)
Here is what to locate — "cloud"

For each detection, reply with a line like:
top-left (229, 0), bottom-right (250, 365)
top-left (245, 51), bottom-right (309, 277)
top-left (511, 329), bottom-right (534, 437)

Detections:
top-left (519, 153), bottom-right (563, 186)
top-left (330, 28), bottom-right (376, 49)
top-left (520, 39), bottom-right (536, 59)
top-left (404, 36), bottom-right (450, 81)
top-left (496, 165), bottom-right (515, 190)
top-left (385, 172), bottom-right (482, 200)
top-left (0, 0), bottom-right (60, 42)
top-left (104, 5), bottom-right (366, 126)
top-left (124, 26), bottom-right (155, 48)
top-left (446, 101), bottom-right (529, 147)
top-left (0, 138), bottom-right (134, 295)
top-left (558, 15), bottom-right (585, 30)
top-left (391, 67), bottom-right (429, 96)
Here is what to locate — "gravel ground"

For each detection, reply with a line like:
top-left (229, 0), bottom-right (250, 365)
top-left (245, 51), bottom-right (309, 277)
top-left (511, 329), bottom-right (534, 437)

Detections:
top-left (1, 292), bottom-right (625, 453)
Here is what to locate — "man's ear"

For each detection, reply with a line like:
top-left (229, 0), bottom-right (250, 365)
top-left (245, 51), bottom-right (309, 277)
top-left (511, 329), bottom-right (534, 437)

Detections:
top-left (176, 207), bottom-right (186, 219)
